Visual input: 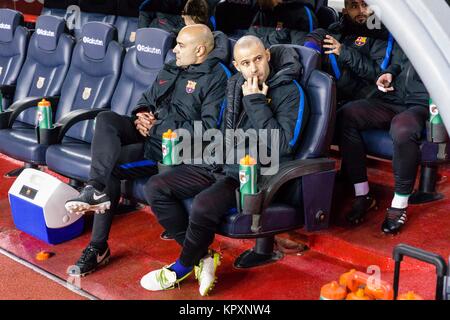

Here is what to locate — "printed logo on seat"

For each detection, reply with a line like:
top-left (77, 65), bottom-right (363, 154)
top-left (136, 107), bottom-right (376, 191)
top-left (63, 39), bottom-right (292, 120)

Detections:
top-left (36, 77), bottom-right (46, 89)
top-left (129, 32), bottom-right (136, 43)
top-left (137, 44), bottom-right (162, 55)
top-left (36, 28), bottom-right (55, 37)
top-left (0, 23), bottom-right (11, 30)
top-left (82, 87), bottom-right (92, 100)
top-left (82, 36), bottom-right (104, 46)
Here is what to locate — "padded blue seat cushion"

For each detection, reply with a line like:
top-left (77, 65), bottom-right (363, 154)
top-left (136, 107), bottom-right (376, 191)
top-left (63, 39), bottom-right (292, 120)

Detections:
top-left (130, 177), bottom-right (304, 236)
top-left (46, 140), bottom-right (92, 181)
top-left (362, 130), bottom-right (395, 159)
top-left (0, 124), bottom-right (47, 164)
top-left (362, 129), bottom-right (450, 163)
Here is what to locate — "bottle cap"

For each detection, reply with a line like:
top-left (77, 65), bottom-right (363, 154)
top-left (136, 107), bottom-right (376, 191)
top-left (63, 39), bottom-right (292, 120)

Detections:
top-left (240, 155), bottom-right (257, 165)
top-left (38, 99), bottom-right (51, 107)
top-left (163, 129), bottom-right (177, 139)
top-left (398, 291), bottom-right (424, 300)
top-left (346, 287), bottom-right (372, 300)
top-left (36, 251), bottom-right (52, 261)
top-left (320, 281), bottom-right (347, 300)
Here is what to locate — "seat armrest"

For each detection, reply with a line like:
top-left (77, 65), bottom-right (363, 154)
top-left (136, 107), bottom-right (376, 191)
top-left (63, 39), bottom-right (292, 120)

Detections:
top-left (243, 158), bottom-right (335, 233)
top-left (260, 158), bottom-right (336, 210)
top-left (52, 108), bottom-right (110, 143)
top-left (0, 96), bottom-right (60, 129)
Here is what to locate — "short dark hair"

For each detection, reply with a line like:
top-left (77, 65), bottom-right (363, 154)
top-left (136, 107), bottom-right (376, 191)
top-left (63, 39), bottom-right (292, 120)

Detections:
top-left (257, 0), bottom-right (277, 10)
top-left (182, 0), bottom-right (210, 25)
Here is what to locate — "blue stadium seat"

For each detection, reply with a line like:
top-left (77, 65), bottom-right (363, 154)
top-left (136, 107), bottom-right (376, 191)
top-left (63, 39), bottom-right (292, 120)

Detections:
top-left (317, 5), bottom-right (339, 29)
top-left (0, 9), bottom-right (29, 109)
top-left (114, 0), bottom-right (140, 48)
top-left (45, 28), bottom-right (174, 182)
top-left (72, 0), bottom-right (117, 39)
top-left (0, 22), bottom-right (122, 171)
top-left (0, 15), bottom-right (74, 175)
top-left (130, 45), bottom-right (337, 268)
top-left (41, 0), bottom-right (79, 20)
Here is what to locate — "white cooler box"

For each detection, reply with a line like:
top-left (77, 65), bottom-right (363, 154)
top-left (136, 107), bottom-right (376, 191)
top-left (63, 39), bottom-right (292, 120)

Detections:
top-left (8, 169), bottom-right (85, 244)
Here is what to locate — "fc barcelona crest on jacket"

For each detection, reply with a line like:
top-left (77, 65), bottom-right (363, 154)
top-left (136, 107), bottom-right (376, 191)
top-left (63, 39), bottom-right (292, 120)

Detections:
top-left (186, 80), bottom-right (197, 94)
top-left (355, 36), bottom-right (367, 46)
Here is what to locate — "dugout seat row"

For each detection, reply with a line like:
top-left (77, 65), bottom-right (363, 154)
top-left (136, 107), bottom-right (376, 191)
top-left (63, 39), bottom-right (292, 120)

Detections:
top-left (42, 0), bottom-right (141, 48)
top-left (130, 44), bottom-right (338, 268)
top-left (0, 12), bottom-right (176, 178)
top-left (0, 8), bottom-right (338, 268)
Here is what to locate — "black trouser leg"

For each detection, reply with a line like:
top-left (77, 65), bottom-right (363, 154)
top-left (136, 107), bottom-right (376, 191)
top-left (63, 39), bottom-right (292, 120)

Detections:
top-left (180, 176), bottom-right (239, 267)
top-left (90, 174), bottom-right (121, 247)
top-left (145, 165), bottom-right (218, 246)
top-left (338, 99), bottom-right (404, 184)
top-left (390, 106), bottom-right (428, 195)
top-left (90, 143), bottom-right (159, 247)
top-left (89, 111), bottom-right (144, 189)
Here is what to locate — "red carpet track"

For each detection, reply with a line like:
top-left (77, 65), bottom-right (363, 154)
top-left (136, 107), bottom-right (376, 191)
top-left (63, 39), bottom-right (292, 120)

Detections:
top-left (0, 154), bottom-right (448, 300)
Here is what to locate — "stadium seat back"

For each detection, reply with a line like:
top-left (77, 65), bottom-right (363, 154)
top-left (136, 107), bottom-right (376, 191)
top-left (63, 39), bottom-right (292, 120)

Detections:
top-left (14, 15), bottom-right (74, 126)
top-left (0, 9), bottom-right (28, 88)
top-left (111, 27), bottom-right (174, 117)
top-left (56, 22), bottom-right (123, 143)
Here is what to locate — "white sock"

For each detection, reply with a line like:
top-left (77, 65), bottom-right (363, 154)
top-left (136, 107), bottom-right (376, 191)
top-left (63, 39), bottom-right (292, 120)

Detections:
top-left (354, 182), bottom-right (370, 197)
top-left (391, 193), bottom-right (410, 209)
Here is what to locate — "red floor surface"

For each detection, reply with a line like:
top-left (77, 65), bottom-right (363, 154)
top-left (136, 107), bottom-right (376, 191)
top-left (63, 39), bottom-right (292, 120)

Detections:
top-left (0, 254), bottom-right (85, 300)
top-left (0, 153), bottom-right (448, 300)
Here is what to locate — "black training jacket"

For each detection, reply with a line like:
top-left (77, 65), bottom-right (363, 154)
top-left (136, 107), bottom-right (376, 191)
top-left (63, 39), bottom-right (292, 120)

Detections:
top-left (247, 0), bottom-right (318, 47)
top-left (222, 45), bottom-right (310, 180)
top-left (132, 31), bottom-right (231, 161)
top-left (305, 16), bottom-right (391, 102)
top-left (378, 44), bottom-right (429, 108)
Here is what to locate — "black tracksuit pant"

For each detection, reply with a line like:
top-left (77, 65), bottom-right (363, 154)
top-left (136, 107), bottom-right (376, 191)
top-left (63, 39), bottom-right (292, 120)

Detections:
top-left (337, 98), bottom-right (428, 195)
top-left (145, 165), bottom-right (239, 267)
top-left (89, 111), bottom-right (158, 246)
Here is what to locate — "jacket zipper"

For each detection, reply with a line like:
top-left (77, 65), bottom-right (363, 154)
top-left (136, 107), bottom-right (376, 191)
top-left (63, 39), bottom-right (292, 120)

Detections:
top-left (404, 64), bottom-right (412, 96)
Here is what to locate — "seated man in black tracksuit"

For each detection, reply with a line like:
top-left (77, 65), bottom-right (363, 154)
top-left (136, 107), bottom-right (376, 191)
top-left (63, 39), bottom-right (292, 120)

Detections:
top-left (64, 25), bottom-right (230, 277)
top-left (304, 0), bottom-right (392, 104)
top-left (247, 0), bottom-right (318, 47)
top-left (140, 36), bottom-right (310, 296)
top-left (138, 0), bottom-right (186, 31)
top-left (139, 0), bottom-right (212, 32)
top-left (338, 44), bottom-right (430, 234)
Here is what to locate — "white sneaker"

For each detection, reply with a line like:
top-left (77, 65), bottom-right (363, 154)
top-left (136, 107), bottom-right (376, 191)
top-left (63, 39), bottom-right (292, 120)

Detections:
top-left (195, 251), bottom-right (221, 296)
top-left (140, 263), bottom-right (192, 291)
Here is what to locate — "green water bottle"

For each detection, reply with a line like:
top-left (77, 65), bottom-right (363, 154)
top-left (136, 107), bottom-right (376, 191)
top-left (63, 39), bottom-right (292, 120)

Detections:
top-left (428, 98), bottom-right (449, 144)
top-left (429, 98), bottom-right (443, 125)
top-left (37, 99), bottom-right (52, 129)
top-left (239, 155), bottom-right (258, 207)
top-left (0, 91), bottom-right (3, 113)
top-left (162, 129), bottom-right (178, 165)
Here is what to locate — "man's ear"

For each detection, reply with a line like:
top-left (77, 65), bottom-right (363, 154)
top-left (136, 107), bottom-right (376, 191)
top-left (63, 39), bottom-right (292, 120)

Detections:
top-left (342, 8), bottom-right (348, 15)
top-left (266, 49), bottom-right (271, 62)
top-left (197, 45), bottom-right (207, 57)
top-left (232, 60), bottom-right (240, 72)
